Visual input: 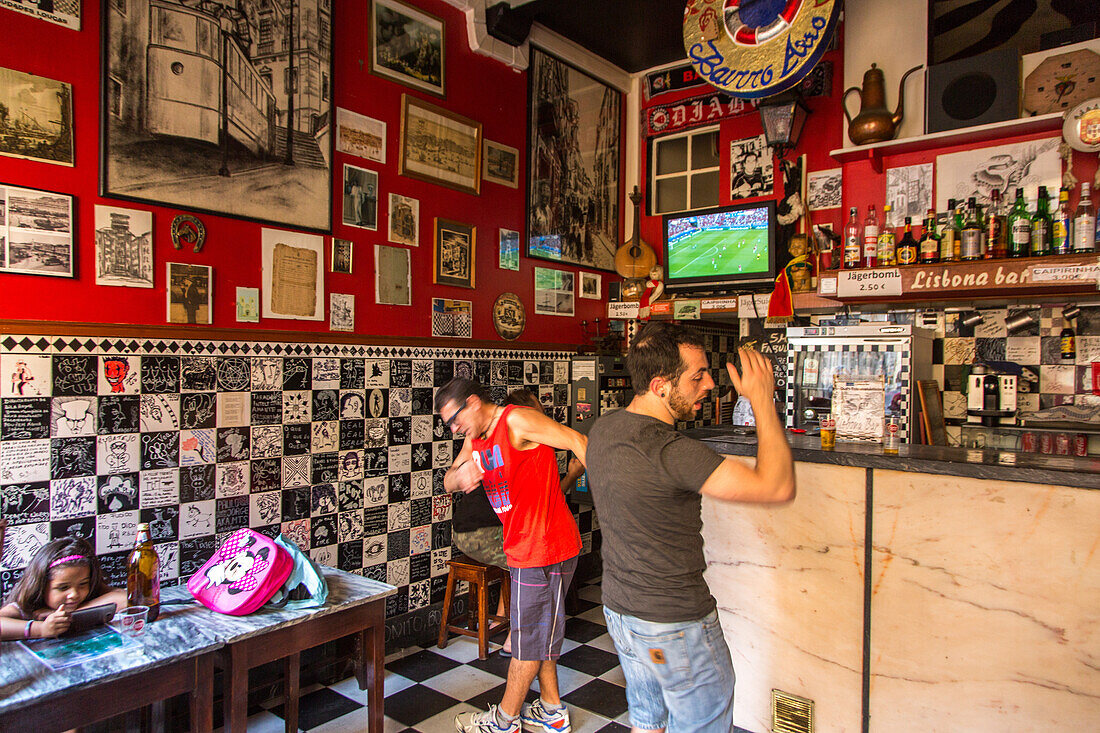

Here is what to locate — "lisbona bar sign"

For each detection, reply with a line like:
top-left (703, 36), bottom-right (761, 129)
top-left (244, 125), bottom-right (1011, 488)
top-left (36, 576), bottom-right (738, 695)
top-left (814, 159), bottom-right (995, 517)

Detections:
top-left (682, 0), bottom-right (841, 98)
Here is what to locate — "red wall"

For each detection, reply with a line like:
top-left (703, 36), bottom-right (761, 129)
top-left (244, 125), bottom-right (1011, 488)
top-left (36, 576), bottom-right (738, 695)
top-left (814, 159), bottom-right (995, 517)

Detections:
top-left (0, 0), bottom-right (610, 345)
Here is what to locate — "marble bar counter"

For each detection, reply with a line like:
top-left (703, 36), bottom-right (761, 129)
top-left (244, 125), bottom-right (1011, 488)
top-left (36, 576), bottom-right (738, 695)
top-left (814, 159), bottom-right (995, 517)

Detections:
top-left (687, 427), bottom-right (1100, 733)
top-left (689, 426), bottom-right (1100, 489)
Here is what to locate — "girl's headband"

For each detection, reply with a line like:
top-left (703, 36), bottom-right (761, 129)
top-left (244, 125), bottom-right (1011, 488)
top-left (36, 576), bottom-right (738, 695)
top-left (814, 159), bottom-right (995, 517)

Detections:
top-left (49, 554), bottom-right (88, 569)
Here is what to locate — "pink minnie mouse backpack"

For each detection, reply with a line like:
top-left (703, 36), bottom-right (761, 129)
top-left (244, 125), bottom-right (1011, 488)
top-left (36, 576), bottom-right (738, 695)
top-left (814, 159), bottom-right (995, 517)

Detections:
top-left (187, 528), bottom-right (293, 615)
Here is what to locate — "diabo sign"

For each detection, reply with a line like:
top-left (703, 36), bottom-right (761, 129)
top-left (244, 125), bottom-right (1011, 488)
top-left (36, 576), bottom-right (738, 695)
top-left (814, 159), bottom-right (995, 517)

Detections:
top-left (683, 0), bottom-right (840, 98)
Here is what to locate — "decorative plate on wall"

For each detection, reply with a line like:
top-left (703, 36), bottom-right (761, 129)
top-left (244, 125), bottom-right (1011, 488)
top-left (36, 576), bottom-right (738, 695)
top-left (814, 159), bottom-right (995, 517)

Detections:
top-left (492, 293), bottom-right (525, 341)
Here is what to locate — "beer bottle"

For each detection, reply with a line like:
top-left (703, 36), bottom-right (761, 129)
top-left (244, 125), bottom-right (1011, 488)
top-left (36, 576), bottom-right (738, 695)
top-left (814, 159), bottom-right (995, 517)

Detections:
top-left (1053, 187), bottom-right (1072, 255)
top-left (960, 198), bottom-right (982, 261)
top-left (939, 198), bottom-right (958, 262)
top-left (918, 208), bottom-right (940, 263)
top-left (877, 205), bottom-right (897, 266)
top-left (1008, 188), bottom-right (1030, 257)
top-left (1030, 186), bottom-right (1052, 256)
top-left (897, 217), bottom-right (918, 265)
top-left (127, 523), bottom-right (160, 622)
top-left (1060, 318), bottom-right (1076, 360)
top-left (986, 189), bottom-right (1007, 258)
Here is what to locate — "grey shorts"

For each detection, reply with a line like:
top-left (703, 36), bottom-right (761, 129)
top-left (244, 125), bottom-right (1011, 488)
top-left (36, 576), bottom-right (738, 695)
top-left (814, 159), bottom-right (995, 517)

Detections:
top-left (510, 555), bottom-right (578, 661)
top-left (454, 526), bottom-right (507, 569)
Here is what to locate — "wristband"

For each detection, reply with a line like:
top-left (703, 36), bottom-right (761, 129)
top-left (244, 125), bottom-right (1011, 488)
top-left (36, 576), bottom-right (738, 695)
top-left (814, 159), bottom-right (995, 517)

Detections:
top-left (24, 620), bottom-right (34, 639)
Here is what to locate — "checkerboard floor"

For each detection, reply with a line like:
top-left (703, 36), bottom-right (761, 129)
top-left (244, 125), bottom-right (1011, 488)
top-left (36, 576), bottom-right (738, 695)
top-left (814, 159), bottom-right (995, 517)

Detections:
top-left (220, 580), bottom-right (629, 733)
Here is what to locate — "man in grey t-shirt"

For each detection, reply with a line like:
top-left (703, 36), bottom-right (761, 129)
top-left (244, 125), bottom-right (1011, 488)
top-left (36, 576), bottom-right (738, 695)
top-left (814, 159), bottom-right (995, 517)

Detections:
top-left (587, 322), bottom-right (794, 733)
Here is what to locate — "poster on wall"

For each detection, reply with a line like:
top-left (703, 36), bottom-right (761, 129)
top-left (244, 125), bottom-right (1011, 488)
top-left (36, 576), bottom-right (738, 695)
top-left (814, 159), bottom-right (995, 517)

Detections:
top-left (527, 47), bottom-right (621, 272)
top-left (261, 228), bottom-right (324, 321)
top-left (94, 206), bottom-right (153, 288)
top-left (1, 0), bottom-right (79, 30)
top-left (387, 193), bottom-right (419, 246)
top-left (729, 134), bottom-right (773, 199)
top-left (935, 137), bottom-right (1061, 212)
top-left (166, 263), bottom-right (212, 325)
top-left (101, 0), bottom-right (334, 232)
top-left (885, 163), bottom-right (934, 228)
top-left (0, 67), bottom-right (73, 166)
top-left (0, 184), bottom-right (75, 278)
top-left (375, 244), bottom-right (411, 306)
top-left (431, 298), bottom-right (472, 338)
top-left (342, 165), bottom-right (378, 231)
top-left (534, 267), bottom-right (575, 317)
top-left (806, 168), bottom-right (842, 211)
top-left (336, 108), bottom-right (386, 163)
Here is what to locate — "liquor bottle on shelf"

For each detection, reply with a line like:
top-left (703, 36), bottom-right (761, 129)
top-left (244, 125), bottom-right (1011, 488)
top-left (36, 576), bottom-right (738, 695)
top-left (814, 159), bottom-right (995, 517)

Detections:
top-left (939, 198), bottom-right (958, 262)
top-left (918, 208), bottom-right (940, 264)
top-left (877, 205), bottom-right (897, 266)
top-left (1060, 318), bottom-right (1076, 360)
top-left (1031, 186), bottom-right (1052, 256)
top-left (976, 203), bottom-right (988, 258)
top-left (960, 198), bottom-right (983, 261)
top-left (986, 189), bottom-right (1007, 258)
top-left (953, 199), bottom-right (965, 260)
top-left (1008, 188), bottom-right (1030, 257)
top-left (1074, 182), bottom-right (1096, 253)
top-left (862, 204), bottom-right (880, 268)
top-left (127, 522), bottom-right (161, 622)
top-left (1053, 187), bottom-right (1073, 255)
top-left (843, 206), bottom-right (862, 269)
top-left (897, 217), bottom-right (918, 265)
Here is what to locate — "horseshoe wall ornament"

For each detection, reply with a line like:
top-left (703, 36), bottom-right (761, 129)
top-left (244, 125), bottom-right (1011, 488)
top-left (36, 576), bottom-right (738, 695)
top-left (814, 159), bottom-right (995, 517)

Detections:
top-left (170, 214), bottom-right (207, 253)
top-left (683, 0), bottom-right (841, 99)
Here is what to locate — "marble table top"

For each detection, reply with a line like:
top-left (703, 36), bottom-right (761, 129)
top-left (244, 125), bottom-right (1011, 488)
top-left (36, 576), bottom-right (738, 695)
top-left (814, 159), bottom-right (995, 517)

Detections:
top-left (0, 601), bottom-right (220, 714)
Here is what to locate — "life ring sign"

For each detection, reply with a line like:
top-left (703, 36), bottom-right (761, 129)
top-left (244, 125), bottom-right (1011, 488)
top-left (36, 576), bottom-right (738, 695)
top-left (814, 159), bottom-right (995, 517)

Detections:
top-left (684, 0), bottom-right (841, 99)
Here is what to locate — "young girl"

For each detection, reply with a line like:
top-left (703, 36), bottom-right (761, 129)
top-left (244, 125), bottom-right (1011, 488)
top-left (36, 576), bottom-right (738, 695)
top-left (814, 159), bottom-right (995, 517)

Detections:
top-left (0, 538), bottom-right (127, 641)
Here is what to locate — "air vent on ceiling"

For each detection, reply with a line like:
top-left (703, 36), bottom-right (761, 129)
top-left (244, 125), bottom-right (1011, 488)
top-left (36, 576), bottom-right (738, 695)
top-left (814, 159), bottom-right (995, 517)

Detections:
top-left (772, 689), bottom-right (814, 733)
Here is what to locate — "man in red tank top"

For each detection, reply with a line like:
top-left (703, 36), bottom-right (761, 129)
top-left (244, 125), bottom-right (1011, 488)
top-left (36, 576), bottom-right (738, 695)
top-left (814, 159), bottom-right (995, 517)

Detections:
top-left (436, 378), bottom-right (587, 733)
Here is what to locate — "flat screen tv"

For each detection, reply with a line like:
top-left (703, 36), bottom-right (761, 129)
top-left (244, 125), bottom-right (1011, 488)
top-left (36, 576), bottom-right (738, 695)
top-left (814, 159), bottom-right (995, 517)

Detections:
top-left (662, 201), bottom-right (777, 291)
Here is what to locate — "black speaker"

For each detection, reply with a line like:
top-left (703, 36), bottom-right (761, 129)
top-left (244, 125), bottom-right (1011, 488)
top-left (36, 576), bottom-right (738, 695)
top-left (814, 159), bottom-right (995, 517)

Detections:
top-left (486, 2), bottom-right (533, 47)
top-left (926, 47), bottom-right (1019, 134)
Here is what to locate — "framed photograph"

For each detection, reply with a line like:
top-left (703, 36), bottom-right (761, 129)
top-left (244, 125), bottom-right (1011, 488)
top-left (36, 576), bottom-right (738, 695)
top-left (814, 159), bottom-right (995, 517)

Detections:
top-left (499, 228), bottom-right (519, 271)
top-left (261, 228), bottom-right (324, 321)
top-left (527, 47), bottom-right (621, 272)
top-left (342, 165), bottom-right (378, 231)
top-left (370, 0), bottom-right (445, 97)
top-left (806, 168), bottom-right (842, 211)
top-left (166, 263), bottom-right (212, 325)
top-left (236, 287), bottom-right (260, 323)
top-left (332, 238), bottom-right (353, 274)
top-left (433, 219), bottom-right (475, 289)
top-left (399, 94), bottom-right (482, 195)
top-left (534, 267), bottom-right (575, 317)
top-left (0, 68), bottom-right (74, 166)
top-left (375, 244), bottom-right (411, 306)
top-left (336, 108), bottom-right (386, 163)
top-left (483, 139), bottom-right (519, 188)
top-left (101, 0), bottom-right (334, 232)
top-left (0, 183), bottom-right (75, 278)
top-left (94, 205), bottom-right (153, 287)
top-left (729, 134), bottom-right (774, 199)
top-left (579, 272), bottom-right (601, 299)
top-left (431, 298), bottom-right (472, 338)
top-left (388, 193), bottom-right (419, 246)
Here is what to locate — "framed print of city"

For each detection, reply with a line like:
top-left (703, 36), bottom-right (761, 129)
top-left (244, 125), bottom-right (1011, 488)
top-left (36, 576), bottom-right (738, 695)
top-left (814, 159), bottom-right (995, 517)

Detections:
top-left (399, 95), bottom-right (481, 195)
top-left (0, 183), bottom-right (76, 278)
top-left (433, 218), bottom-right (475, 289)
top-left (0, 67), bottom-right (74, 166)
top-left (100, 0), bottom-right (334, 232)
top-left (526, 47), bottom-right (622, 272)
top-left (370, 0), bottom-right (445, 97)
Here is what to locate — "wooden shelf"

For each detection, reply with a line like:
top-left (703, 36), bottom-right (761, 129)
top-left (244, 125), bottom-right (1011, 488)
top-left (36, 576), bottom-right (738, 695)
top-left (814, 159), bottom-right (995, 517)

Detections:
top-left (829, 113), bottom-right (1064, 172)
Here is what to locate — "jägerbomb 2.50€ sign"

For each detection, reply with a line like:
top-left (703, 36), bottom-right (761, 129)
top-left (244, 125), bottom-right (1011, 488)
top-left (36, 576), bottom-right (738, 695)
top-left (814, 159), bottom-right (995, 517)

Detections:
top-left (683, 0), bottom-right (841, 98)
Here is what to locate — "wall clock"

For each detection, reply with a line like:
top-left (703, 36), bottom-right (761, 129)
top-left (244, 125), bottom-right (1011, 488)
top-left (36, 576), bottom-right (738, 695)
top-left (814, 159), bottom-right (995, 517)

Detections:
top-left (1023, 47), bottom-right (1100, 116)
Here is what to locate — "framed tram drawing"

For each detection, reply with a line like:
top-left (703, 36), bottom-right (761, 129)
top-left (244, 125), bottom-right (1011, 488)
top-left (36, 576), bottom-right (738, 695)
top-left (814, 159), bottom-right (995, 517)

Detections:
top-left (100, 0), bottom-right (335, 232)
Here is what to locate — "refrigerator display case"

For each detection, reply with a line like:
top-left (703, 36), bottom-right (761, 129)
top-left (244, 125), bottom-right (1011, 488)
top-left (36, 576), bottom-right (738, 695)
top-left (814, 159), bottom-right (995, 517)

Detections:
top-left (785, 324), bottom-right (933, 443)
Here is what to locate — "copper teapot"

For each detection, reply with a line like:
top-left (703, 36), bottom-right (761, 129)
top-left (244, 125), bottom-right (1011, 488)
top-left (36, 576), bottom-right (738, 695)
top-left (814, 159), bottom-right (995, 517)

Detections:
top-left (843, 63), bottom-right (922, 145)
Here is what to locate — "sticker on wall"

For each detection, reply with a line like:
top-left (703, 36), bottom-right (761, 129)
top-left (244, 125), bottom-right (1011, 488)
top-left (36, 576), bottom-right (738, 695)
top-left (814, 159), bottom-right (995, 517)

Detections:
top-left (330, 293), bottom-right (355, 332)
top-left (236, 287), bottom-right (260, 323)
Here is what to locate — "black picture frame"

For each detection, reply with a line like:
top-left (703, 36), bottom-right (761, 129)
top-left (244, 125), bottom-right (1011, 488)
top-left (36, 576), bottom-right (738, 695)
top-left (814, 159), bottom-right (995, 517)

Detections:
top-left (0, 182), bottom-right (77, 279)
top-left (526, 47), bottom-right (622, 273)
top-left (100, 0), bottom-right (335, 233)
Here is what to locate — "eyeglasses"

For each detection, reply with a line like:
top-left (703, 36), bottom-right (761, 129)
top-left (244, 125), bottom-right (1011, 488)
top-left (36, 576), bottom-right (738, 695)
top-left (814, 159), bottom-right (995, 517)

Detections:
top-left (444, 403), bottom-right (467, 429)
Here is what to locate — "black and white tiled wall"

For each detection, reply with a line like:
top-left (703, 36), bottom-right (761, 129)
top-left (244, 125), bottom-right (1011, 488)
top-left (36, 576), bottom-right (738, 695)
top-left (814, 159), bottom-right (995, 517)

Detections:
top-left (0, 335), bottom-right (595, 646)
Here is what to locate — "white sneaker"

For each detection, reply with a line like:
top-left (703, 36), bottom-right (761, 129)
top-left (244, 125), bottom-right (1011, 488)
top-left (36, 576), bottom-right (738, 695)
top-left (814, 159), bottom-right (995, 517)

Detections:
top-left (455, 705), bottom-right (521, 733)
top-left (520, 699), bottom-right (571, 733)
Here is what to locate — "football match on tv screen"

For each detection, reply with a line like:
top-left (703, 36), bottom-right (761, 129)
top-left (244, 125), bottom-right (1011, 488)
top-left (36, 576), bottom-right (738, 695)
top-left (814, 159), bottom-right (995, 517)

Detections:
top-left (666, 206), bottom-right (771, 279)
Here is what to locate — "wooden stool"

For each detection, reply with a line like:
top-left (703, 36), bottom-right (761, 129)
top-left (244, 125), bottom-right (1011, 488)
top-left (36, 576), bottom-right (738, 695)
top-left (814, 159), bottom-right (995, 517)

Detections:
top-left (437, 555), bottom-right (510, 661)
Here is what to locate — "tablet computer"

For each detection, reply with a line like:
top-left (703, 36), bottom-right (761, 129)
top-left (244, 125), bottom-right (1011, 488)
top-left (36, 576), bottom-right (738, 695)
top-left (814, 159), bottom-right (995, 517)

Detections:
top-left (62, 603), bottom-right (117, 636)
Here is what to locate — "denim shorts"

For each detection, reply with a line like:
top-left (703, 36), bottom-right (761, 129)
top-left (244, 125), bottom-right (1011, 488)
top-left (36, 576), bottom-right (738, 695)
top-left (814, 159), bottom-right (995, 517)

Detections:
top-left (603, 607), bottom-right (735, 732)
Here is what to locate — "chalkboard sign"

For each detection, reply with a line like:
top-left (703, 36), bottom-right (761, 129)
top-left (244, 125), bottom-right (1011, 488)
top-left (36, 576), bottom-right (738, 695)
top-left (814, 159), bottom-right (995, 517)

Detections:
top-left (917, 380), bottom-right (947, 446)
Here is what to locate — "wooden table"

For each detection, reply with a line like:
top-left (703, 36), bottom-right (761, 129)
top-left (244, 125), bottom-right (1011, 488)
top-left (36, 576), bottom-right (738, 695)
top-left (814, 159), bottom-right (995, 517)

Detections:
top-left (164, 566), bottom-right (395, 733)
top-left (0, 607), bottom-right (219, 732)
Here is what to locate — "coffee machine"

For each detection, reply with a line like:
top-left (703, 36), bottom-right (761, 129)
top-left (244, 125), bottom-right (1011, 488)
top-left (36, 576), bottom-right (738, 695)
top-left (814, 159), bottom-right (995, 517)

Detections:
top-left (966, 364), bottom-right (1017, 426)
